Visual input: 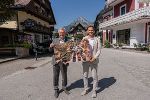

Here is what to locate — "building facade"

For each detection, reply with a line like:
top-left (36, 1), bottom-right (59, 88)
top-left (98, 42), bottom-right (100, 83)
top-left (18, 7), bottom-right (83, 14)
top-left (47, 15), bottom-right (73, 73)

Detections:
top-left (68, 23), bottom-right (86, 40)
top-left (95, 0), bottom-right (150, 48)
top-left (0, 0), bottom-right (56, 46)
top-left (69, 23), bottom-right (86, 36)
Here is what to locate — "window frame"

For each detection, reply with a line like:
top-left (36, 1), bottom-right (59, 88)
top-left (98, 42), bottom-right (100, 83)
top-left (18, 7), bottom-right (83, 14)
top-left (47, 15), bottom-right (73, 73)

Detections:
top-left (120, 4), bottom-right (126, 16)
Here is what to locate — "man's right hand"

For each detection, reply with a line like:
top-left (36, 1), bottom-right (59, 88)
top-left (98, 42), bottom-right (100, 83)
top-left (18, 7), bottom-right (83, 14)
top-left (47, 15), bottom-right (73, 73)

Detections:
top-left (50, 43), bottom-right (55, 48)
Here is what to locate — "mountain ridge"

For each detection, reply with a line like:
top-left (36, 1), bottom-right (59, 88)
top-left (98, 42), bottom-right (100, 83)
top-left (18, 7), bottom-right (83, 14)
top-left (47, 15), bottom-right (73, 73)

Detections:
top-left (55, 17), bottom-right (93, 32)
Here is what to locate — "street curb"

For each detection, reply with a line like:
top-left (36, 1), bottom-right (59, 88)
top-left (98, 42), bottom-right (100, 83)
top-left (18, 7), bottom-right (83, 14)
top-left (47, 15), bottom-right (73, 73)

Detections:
top-left (0, 57), bottom-right (21, 64)
top-left (0, 56), bottom-right (31, 64)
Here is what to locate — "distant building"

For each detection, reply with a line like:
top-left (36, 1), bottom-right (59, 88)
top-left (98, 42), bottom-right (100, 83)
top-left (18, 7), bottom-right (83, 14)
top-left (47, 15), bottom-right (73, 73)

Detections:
top-left (69, 23), bottom-right (86, 37)
top-left (95, 0), bottom-right (150, 48)
top-left (0, 0), bottom-right (56, 46)
top-left (68, 23), bottom-right (87, 41)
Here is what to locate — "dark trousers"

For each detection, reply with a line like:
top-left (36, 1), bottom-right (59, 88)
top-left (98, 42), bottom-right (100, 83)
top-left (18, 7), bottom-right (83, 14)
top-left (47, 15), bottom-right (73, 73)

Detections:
top-left (53, 62), bottom-right (68, 90)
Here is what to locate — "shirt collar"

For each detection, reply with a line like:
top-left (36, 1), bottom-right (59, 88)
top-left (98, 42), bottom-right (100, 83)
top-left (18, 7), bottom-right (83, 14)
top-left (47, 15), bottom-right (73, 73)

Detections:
top-left (88, 36), bottom-right (94, 40)
top-left (59, 38), bottom-right (65, 41)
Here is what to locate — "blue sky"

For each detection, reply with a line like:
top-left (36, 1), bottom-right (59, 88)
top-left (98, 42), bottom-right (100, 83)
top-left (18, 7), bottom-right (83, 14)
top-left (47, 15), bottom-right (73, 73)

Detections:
top-left (50, 0), bottom-right (105, 28)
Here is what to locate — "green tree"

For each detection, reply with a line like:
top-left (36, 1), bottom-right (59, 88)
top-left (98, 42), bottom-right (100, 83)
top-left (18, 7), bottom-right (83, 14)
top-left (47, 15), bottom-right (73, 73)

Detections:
top-left (0, 0), bottom-right (15, 22)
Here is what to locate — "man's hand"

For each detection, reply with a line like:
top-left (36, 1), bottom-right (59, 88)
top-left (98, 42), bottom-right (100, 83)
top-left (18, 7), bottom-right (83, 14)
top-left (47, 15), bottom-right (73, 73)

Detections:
top-left (50, 43), bottom-right (55, 48)
top-left (90, 58), bottom-right (96, 63)
top-left (56, 60), bottom-right (60, 64)
top-left (63, 62), bottom-right (68, 65)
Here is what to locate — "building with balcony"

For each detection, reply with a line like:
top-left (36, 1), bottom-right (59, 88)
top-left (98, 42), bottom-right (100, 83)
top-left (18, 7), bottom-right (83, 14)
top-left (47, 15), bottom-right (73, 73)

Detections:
top-left (0, 0), bottom-right (56, 47)
top-left (69, 23), bottom-right (86, 37)
top-left (68, 23), bottom-right (87, 41)
top-left (95, 0), bottom-right (150, 48)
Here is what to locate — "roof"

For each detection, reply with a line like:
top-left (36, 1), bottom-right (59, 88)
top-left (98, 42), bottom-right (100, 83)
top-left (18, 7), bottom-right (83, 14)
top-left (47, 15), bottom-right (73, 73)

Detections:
top-left (69, 23), bottom-right (86, 33)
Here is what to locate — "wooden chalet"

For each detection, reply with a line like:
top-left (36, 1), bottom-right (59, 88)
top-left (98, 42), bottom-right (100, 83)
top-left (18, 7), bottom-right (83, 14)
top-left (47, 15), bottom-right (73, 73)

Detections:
top-left (68, 23), bottom-right (86, 38)
top-left (0, 0), bottom-right (56, 46)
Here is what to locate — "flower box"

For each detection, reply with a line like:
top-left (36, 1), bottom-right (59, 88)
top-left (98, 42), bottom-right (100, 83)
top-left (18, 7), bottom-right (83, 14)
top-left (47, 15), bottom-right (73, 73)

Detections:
top-left (16, 47), bottom-right (29, 57)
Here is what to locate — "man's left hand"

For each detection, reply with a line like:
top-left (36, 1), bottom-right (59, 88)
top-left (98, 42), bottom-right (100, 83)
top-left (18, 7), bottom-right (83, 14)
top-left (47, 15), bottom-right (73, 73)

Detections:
top-left (90, 58), bottom-right (96, 63)
top-left (63, 62), bottom-right (68, 65)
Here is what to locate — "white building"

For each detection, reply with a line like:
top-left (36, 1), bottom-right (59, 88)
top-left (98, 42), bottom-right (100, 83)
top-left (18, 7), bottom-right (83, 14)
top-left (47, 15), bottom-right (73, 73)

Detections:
top-left (97, 0), bottom-right (150, 48)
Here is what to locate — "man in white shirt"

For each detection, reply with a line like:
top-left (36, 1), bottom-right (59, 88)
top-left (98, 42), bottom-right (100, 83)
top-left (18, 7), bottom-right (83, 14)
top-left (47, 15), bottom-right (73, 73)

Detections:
top-left (81, 26), bottom-right (101, 98)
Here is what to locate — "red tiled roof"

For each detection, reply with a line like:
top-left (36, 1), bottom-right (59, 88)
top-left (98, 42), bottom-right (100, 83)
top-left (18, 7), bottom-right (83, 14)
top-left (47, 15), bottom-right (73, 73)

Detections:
top-left (14, 0), bottom-right (31, 6)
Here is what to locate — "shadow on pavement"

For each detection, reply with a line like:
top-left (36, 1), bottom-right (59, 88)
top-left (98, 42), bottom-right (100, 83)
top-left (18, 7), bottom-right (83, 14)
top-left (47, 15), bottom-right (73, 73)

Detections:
top-left (67, 77), bottom-right (93, 91)
top-left (66, 77), bottom-right (116, 94)
top-left (96, 77), bottom-right (116, 93)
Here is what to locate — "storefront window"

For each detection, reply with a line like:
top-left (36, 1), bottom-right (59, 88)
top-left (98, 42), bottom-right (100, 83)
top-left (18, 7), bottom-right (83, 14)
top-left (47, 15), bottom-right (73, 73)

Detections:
top-left (116, 29), bottom-right (130, 45)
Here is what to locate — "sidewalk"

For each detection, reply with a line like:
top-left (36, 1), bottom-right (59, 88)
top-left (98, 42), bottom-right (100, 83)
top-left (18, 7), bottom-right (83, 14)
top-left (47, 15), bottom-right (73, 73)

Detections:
top-left (0, 56), bottom-right (21, 64)
top-left (0, 54), bottom-right (49, 64)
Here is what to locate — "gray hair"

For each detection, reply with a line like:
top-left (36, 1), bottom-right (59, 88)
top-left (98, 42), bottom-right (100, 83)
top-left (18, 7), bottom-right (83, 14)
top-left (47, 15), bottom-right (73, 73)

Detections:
top-left (58, 27), bottom-right (66, 32)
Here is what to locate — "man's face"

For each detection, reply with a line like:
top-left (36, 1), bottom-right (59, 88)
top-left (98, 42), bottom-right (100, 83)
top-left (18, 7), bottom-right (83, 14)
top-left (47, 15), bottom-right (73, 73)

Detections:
top-left (88, 27), bottom-right (94, 36)
top-left (58, 29), bottom-right (66, 39)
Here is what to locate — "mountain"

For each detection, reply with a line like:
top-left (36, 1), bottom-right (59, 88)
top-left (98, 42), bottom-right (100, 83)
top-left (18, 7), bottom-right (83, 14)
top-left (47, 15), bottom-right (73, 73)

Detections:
top-left (64, 17), bottom-right (93, 32)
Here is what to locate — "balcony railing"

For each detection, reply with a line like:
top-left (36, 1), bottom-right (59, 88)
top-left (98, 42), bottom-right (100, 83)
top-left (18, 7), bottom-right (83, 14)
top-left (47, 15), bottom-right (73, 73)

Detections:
top-left (106, 0), bottom-right (124, 5)
top-left (99, 6), bottom-right (150, 29)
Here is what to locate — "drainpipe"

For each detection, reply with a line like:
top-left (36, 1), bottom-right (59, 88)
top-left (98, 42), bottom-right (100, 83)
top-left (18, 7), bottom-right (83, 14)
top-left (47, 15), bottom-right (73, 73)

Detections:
top-left (145, 23), bottom-right (147, 43)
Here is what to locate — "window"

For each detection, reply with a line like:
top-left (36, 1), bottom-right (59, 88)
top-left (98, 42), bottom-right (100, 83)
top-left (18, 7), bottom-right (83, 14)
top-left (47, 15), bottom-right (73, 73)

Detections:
top-left (42, 0), bottom-right (45, 4)
top-left (1, 36), bottom-right (9, 44)
top-left (48, 14), bottom-right (51, 19)
top-left (116, 29), bottom-right (130, 45)
top-left (120, 4), bottom-right (126, 15)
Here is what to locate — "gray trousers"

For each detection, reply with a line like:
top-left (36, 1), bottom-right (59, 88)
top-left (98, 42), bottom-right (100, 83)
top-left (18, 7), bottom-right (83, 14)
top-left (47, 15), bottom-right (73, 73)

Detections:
top-left (82, 62), bottom-right (98, 91)
top-left (53, 62), bottom-right (68, 90)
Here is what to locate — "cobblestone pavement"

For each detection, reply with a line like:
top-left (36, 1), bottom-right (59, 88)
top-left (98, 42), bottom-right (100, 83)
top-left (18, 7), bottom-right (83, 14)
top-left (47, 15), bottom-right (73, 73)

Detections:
top-left (0, 49), bottom-right (150, 100)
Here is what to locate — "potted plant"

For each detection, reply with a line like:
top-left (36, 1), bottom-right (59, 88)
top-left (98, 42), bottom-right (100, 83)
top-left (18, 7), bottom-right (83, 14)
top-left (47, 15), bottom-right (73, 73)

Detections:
top-left (104, 40), bottom-right (110, 48)
top-left (15, 43), bottom-right (31, 57)
top-left (118, 43), bottom-right (124, 49)
top-left (113, 43), bottom-right (120, 49)
top-left (147, 44), bottom-right (150, 53)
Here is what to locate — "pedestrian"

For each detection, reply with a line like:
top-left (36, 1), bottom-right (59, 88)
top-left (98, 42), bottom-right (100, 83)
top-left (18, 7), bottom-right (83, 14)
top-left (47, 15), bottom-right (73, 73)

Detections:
top-left (81, 26), bottom-right (101, 98)
top-left (50, 28), bottom-right (70, 98)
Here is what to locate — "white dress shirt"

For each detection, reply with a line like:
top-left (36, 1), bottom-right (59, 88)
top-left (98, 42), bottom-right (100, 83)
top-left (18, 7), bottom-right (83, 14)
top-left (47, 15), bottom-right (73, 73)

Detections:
top-left (88, 37), bottom-right (94, 57)
top-left (59, 38), bottom-right (65, 44)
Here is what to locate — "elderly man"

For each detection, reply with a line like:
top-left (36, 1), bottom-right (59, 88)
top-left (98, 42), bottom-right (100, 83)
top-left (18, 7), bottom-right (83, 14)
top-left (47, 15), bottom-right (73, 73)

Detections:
top-left (81, 26), bottom-right (101, 98)
top-left (50, 28), bottom-right (70, 98)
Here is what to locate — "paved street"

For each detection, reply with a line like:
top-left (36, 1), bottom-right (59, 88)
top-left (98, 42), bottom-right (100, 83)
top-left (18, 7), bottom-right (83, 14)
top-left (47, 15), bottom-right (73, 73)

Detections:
top-left (0, 54), bottom-right (52, 79)
top-left (0, 48), bottom-right (150, 100)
